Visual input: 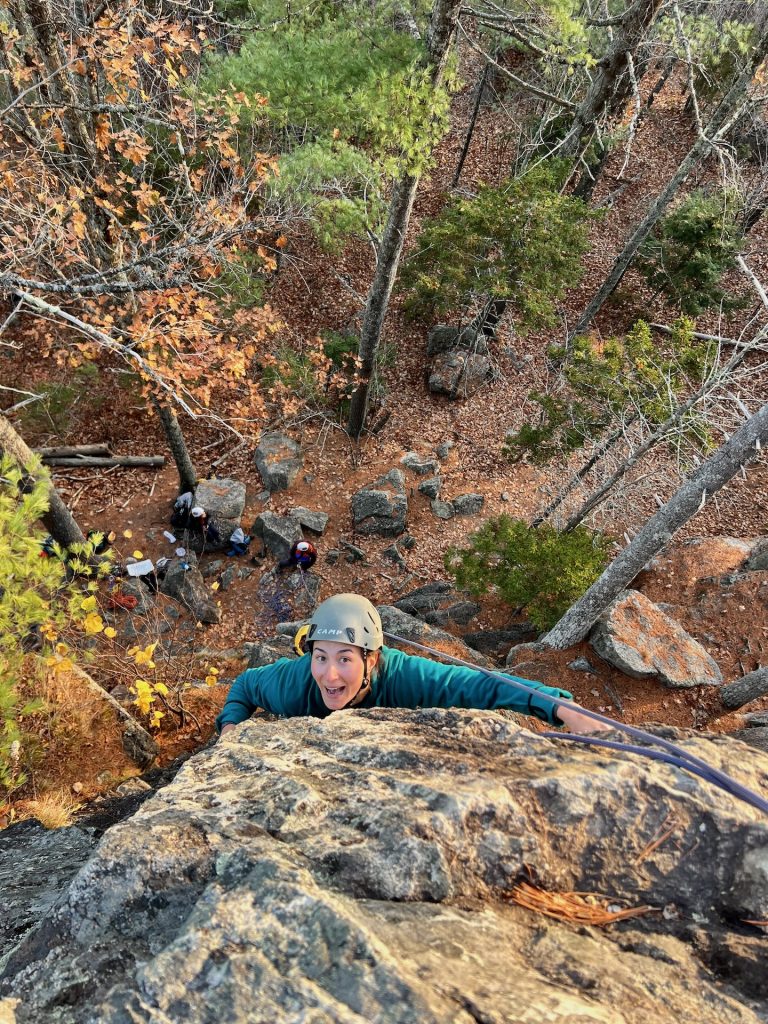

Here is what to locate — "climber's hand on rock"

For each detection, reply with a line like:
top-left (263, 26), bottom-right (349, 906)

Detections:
top-left (556, 706), bottom-right (613, 734)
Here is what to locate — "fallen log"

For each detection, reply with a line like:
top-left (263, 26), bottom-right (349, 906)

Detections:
top-left (43, 455), bottom-right (165, 468)
top-left (35, 444), bottom-right (112, 458)
top-left (650, 322), bottom-right (768, 353)
top-left (721, 667), bottom-right (768, 710)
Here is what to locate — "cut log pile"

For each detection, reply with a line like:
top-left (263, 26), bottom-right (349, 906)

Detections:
top-left (34, 444), bottom-right (164, 469)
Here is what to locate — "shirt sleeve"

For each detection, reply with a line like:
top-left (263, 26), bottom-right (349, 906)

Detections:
top-left (382, 650), bottom-right (572, 726)
top-left (215, 656), bottom-right (311, 732)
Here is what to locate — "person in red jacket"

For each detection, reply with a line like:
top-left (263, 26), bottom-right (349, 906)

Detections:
top-left (277, 540), bottom-right (317, 573)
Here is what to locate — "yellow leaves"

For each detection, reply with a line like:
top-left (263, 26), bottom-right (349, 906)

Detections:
top-left (41, 623), bottom-right (58, 643)
top-left (52, 126), bottom-right (66, 152)
top-left (83, 612), bottom-right (105, 635)
top-left (123, 530), bottom-right (133, 539)
top-left (150, 710), bottom-right (164, 729)
top-left (131, 679), bottom-right (154, 716)
top-left (103, 626), bottom-right (117, 639)
top-left (132, 550), bottom-right (143, 559)
top-left (127, 641), bottom-right (157, 669)
top-left (205, 667), bottom-right (220, 687)
top-left (81, 596), bottom-right (98, 612)
top-left (210, 581), bottom-right (220, 592)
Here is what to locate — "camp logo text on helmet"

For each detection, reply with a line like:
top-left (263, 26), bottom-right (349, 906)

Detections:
top-left (306, 594), bottom-right (383, 652)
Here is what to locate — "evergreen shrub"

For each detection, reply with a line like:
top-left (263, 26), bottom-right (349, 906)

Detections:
top-left (445, 516), bottom-right (611, 630)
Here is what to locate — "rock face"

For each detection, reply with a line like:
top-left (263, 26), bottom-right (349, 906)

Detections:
top-left (744, 538), bottom-right (768, 572)
top-left (2, 710), bottom-right (767, 1023)
top-left (590, 590), bottom-right (722, 688)
top-left (351, 469), bottom-right (407, 536)
top-left (254, 431), bottom-right (303, 492)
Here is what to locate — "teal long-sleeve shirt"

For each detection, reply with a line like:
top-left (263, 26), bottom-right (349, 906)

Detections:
top-left (215, 646), bottom-right (572, 731)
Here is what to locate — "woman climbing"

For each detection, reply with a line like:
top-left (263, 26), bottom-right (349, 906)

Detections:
top-left (217, 593), bottom-right (607, 735)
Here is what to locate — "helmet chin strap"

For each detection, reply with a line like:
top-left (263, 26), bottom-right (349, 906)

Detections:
top-left (343, 651), bottom-right (372, 708)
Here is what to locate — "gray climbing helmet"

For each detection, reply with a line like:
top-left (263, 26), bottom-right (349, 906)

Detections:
top-left (306, 594), bottom-right (383, 651)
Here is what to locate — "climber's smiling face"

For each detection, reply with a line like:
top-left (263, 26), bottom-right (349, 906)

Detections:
top-left (310, 641), bottom-right (379, 710)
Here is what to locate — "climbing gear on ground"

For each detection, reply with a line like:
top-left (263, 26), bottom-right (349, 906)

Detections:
top-left (306, 593), bottom-right (383, 652)
top-left (384, 630), bottom-right (768, 818)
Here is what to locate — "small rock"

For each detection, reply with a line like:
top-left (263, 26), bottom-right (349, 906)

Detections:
top-left (254, 431), bottom-right (303, 492)
top-left (202, 559), bottom-right (225, 579)
top-left (382, 544), bottom-right (406, 567)
top-left (114, 779), bottom-right (153, 797)
top-left (500, 492), bottom-right (511, 502)
top-left (326, 549), bottom-right (340, 565)
top-left (218, 566), bottom-right (238, 592)
top-left (436, 441), bottom-right (454, 460)
top-left (400, 535), bottom-right (416, 550)
top-left (339, 540), bottom-right (365, 562)
top-left (72, 782), bottom-right (83, 795)
top-left (569, 657), bottom-right (597, 674)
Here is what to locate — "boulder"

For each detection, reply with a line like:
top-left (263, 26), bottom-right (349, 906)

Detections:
top-left (159, 556), bottom-right (221, 624)
top-left (464, 624), bottom-right (539, 659)
top-left (452, 493), bottom-right (484, 516)
top-left (731, 728), bottom-right (768, 753)
top-left (119, 578), bottom-right (154, 615)
top-left (377, 605), bottom-right (495, 670)
top-left (743, 538), bottom-right (768, 572)
top-left (194, 478), bottom-right (246, 547)
top-left (426, 325), bottom-right (489, 356)
top-left (394, 584), bottom-right (480, 628)
top-left (400, 452), bottom-right (440, 476)
top-left (590, 590), bottom-right (722, 688)
top-left (428, 351), bottom-right (493, 399)
top-left (3, 711), bottom-right (767, 1024)
top-left (393, 581), bottom-right (453, 616)
top-left (351, 469), bottom-right (407, 536)
top-left (430, 499), bottom-right (454, 520)
top-left (245, 638), bottom-right (297, 669)
top-left (290, 507), bottom-right (329, 535)
top-left (254, 431), bottom-right (303, 492)
top-left (417, 476), bottom-right (442, 499)
top-left (252, 511), bottom-right (303, 561)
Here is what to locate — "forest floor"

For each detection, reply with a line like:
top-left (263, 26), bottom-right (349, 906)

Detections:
top-left (4, 51), bottom-right (768, 823)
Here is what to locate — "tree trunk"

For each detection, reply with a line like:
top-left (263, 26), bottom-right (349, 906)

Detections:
top-left (540, 402), bottom-right (768, 649)
top-left (560, 0), bottom-right (664, 166)
top-left (152, 398), bottom-right (198, 494)
top-left (569, 25), bottom-right (768, 340)
top-left (0, 413), bottom-right (85, 546)
top-left (452, 62), bottom-right (490, 188)
top-left (531, 418), bottom-right (636, 527)
top-left (347, 0), bottom-right (462, 438)
top-left (554, 319), bottom-right (768, 531)
top-left (721, 668), bottom-right (768, 711)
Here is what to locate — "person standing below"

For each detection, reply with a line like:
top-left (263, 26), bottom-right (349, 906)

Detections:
top-left (217, 593), bottom-right (609, 735)
top-left (277, 540), bottom-right (317, 573)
